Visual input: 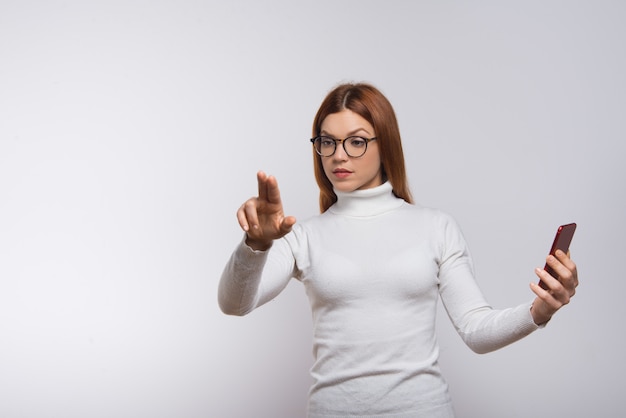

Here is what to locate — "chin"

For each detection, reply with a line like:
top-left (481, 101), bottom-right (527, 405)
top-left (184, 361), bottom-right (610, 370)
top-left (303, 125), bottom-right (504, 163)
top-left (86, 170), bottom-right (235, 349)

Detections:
top-left (333, 180), bottom-right (376, 193)
top-left (332, 182), bottom-right (357, 193)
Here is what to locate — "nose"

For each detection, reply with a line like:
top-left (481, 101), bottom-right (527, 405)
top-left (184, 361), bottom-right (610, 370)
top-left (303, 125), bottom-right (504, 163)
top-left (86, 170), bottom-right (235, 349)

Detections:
top-left (332, 140), bottom-right (349, 160)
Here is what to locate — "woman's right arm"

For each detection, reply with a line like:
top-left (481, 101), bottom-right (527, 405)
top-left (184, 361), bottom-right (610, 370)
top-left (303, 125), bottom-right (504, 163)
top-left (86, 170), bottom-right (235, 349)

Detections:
top-left (218, 237), bottom-right (296, 316)
top-left (218, 171), bottom-right (297, 316)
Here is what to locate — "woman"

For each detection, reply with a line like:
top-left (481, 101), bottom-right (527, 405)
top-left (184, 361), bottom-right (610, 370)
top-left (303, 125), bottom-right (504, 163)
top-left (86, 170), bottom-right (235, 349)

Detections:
top-left (218, 83), bottom-right (578, 417)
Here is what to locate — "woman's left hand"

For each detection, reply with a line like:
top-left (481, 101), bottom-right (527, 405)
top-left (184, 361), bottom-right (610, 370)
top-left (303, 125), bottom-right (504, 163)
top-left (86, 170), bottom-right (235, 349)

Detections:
top-left (529, 250), bottom-right (579, 325)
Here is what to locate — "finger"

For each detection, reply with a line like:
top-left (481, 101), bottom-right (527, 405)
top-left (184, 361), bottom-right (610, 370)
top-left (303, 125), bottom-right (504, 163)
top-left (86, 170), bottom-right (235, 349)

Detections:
top-left (535, 266), bottom-right (572, 305)
top-left (257, 171), bottom-right (269, 201)
top-left (546, 252), bottom-right (578, 293)
top-left (531, 274), bottom-right (568, 308)
top-left (530, 281), bottom-right (550, 299)
top-left (529, 282), bottom-right (560, 310)
top-left (529, 283), bottom-right (562, 317)
top-left (242, 199), bottom-right (261, 232)
top-left (555, 250), bottom-right (578, 282)
top-left (556, 252), bottom-right (578, 296)
top-left (545, 254), bottom-right (569, 280)
top-left (534, 267), bottom-right (560, 292)
top-left (265, 175), bottom-right (283, 205)
top-left (236, 205), bottom-right (250, 232)
top-left (279, 215), bottom-right (297, 235)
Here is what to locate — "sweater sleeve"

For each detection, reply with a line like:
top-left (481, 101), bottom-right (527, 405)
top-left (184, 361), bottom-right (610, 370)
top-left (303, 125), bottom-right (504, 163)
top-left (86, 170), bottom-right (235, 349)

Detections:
top-left (218, 235), bottom-right (298, 316)
top-left (437, 214), bottom-right (540, 354)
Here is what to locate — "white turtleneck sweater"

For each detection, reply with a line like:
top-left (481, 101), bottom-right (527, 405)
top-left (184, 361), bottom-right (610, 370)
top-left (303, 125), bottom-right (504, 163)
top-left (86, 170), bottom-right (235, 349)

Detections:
top-left (219, 182), bottom-right (539, 418)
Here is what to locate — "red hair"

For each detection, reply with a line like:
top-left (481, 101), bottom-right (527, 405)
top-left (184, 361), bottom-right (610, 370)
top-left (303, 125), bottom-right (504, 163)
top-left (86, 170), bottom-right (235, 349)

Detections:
top-left (311, 83), bottom-right (413, 212)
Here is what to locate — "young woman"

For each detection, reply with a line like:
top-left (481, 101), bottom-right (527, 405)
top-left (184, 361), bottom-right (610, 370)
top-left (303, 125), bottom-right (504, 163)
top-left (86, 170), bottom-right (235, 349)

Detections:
top-left (218, 83), bottom-right (578, 417)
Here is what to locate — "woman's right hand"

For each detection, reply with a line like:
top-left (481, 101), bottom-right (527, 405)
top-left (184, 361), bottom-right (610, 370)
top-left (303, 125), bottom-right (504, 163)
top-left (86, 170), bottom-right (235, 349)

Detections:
top-left (237, 171), bottom-right (296, 251)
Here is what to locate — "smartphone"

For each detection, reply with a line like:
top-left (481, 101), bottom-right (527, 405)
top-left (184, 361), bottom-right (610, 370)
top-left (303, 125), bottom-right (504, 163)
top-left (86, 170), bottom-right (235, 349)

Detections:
top-left (539, 223), bottom-right (577, 289)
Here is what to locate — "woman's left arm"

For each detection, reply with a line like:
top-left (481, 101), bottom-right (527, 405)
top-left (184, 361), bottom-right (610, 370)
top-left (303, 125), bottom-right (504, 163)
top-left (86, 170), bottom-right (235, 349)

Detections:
top-left (529, 250), bottom-right (579, 325)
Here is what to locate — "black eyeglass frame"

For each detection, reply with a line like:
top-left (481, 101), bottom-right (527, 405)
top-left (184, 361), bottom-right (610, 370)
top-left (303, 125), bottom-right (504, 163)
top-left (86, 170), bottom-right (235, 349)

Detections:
top-left (310, 136), bottom-right (378, 158)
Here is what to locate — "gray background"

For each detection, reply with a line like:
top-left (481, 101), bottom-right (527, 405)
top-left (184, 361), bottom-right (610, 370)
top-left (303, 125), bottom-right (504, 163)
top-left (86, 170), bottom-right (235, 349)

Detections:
top-left (1, 1), bottom-right (624, 417)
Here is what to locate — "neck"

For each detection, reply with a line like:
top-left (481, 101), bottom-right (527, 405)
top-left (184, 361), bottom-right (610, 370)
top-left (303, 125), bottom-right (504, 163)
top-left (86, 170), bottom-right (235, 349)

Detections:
top-left (329, 182), bottom-right (404, 217)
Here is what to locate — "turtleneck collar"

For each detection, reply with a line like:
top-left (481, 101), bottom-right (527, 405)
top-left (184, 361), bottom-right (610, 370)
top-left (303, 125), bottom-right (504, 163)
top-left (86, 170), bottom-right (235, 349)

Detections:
top-left (328, 182), bottom-right (405, 217)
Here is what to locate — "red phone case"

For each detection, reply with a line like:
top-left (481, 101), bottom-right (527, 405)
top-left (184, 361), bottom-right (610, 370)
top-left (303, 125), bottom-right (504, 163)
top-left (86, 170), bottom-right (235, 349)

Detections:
top-left (539, 223), bottom-right (577, 289)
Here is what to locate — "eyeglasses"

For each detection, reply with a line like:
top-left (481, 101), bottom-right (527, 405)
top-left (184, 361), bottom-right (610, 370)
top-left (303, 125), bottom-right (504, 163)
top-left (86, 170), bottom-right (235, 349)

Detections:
top-left (310, 136), bottom-right (377, 158)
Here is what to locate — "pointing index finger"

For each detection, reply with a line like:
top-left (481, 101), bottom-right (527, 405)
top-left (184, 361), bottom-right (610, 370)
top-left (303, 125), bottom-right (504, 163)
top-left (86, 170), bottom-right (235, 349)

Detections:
top-left (265, 175), bottom-right (282, 205)
top-left (257, 171), bottom-right (269, 201)
top-left (256, 171), bottom-right (282, 205)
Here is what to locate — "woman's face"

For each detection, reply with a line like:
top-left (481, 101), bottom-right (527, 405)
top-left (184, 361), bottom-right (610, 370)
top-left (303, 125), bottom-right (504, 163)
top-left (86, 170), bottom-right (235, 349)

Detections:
top-left (319, 109), bottom-right (383, 193)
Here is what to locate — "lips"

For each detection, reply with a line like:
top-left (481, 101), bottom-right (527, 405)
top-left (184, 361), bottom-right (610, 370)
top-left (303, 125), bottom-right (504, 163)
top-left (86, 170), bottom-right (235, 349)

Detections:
top-left (332, 168), bottom-right (352, 179)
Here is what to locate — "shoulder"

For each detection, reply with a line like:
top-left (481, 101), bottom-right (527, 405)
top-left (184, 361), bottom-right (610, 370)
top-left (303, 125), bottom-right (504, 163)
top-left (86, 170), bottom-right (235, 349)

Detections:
top-left (397, 203), bottom-right (468, 245)
top-left (399, 201), bottom-right (459, 225)
top-left (281, 213), bottom-right (322, 245)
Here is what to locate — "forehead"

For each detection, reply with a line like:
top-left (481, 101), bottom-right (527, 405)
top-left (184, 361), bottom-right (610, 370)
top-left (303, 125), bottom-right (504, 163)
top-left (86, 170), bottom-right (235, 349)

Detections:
top-left (320, 109), bottom-right (374, 136)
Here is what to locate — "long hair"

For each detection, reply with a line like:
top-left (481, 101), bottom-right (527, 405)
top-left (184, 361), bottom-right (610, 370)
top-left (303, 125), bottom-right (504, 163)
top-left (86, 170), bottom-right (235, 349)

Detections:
top-left (311, 82), bottom-right (413, 212)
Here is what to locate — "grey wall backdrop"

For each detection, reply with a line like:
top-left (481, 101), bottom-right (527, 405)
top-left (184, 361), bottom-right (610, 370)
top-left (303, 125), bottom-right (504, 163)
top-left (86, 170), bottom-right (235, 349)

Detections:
top-left (1, 1), bottom-right (624, 417)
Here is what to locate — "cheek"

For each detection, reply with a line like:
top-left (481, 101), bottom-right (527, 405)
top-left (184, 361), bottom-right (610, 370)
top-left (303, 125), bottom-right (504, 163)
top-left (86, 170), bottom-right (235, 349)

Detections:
top-left (320, 158), bottom-right (333, 177)
top-left (365, 154), bottom-right (382, 174)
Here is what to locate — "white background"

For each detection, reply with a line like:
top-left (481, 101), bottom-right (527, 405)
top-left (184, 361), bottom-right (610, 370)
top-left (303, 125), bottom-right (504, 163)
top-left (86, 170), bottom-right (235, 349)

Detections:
top-left (1, 1), bottom-right (624, 417)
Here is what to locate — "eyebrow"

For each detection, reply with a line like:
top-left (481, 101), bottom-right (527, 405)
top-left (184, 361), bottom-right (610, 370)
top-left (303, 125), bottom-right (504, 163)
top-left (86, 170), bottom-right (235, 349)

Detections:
top-left (320, 127), bottom-right (373, 137)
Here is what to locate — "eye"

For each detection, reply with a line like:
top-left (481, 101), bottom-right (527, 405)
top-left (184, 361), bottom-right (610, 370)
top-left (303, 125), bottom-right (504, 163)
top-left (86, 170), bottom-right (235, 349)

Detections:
top-left (320, 137), bottom-right (335, 147)
top-left (347, 137), bottom-right (367, 147)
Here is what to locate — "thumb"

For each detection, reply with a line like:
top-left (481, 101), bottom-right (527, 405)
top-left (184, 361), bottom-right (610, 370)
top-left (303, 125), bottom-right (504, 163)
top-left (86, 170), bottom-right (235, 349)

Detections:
top-left (280, 216), bottom-right (297, 235)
